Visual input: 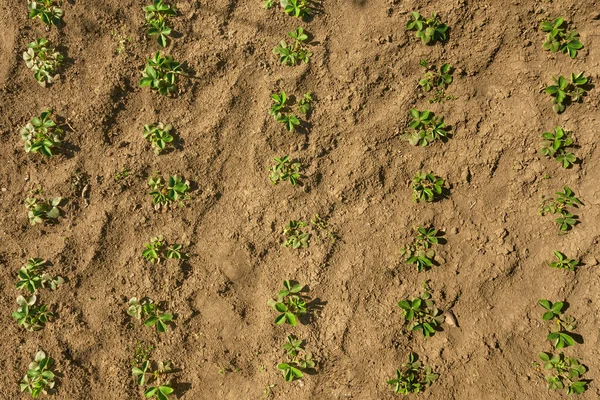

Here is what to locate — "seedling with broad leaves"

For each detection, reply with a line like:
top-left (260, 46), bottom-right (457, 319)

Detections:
top-left (405, 109), bottom-right (449, 146)
top-left (400, 227), bottom-right (442, 272)
top-left (20, 110), bottom-right (63, 157)
top-left (548, 251), bottom-right (579, 272)
top-left (269, 156), bottom-right (302, 186)
top-left (538, 300), bottom-right (577, 349)
top-left (536, 352), bottom-right (588, 394)
top-left (148, 174), bottom-right (190, 209)
top-left (268, 280), bottom-right (308, 327)
top-left (406, 12), bottom-right (449, 45)
top-left (28, 0), bottom-right (63, 27)
top-left (283, 220), bottom-right (310, 249)
top-left (539, 186), bottom-right (582, 233)
top-left (143, 123), bottom-right (174, 154)
top-left (266, 0), bottom-right (311, 18)
top-left (23, 39), bottom-right (64, 86)
top-left (418, 61), bottom-right (454, 103)
top-left (142, 235), bottom-right (185, 263)
top-left (540, 18), bottom-right (583, 59)
top-left (545, 73), bottom-right (588, 113)
top-left (140, 52), bottom-right (183, 96)
top-left (411, 172), bottom-right (446, 203)
top-left (20, 351), bottom-right (57, 398)
top-left (277, 335), bottom-right (315, 382)
top-left (132, 359), bottom-right (175, 400)
top-left (397, 281), bottom-right (444, 337)
top-left (269, 90), bottom-right (313, 132)
top-left (540, 126), bottom-right (577, 168)
top-left (17, 258), bottom-right (64, 293)
top-left (12, 295), bottom-right (53, 331)
top-left (128, 297), bottom-right (174, 333)
top-left (25, 197), bottom-right (62, 225)
top-left (387, 353), bottom-right (439, 395)
top-left (273, 28), bottom-right (312, 66)
top-left (143, 0), bottom-right (177, 47)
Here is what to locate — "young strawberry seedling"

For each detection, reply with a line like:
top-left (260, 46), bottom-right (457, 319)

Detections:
top-left (267, 280), bottom-right (308, 327)
top-left (405, 109), bottom-right (449, 146)
top-left (310, 214), bottom-right (337, 243)
top-left (538, 300), bottom-right (577, 349)
top-left (132, 359), bottom-right (175, 400)
top-left (148, 174), bottom-right (190, 209)
top-left (406, 12), bottom-right (449, 45)
top-left (269, 156), bottom-right (302, 186)
top-left (418, 61), bottom-right (454, 103)
top-left (142, 235), bottom-right (185, 264)
top-left (143, 0), bottom-right (177, 47)
top-left (140, 52), bottom-right (183, 96)
top-left (20, 110), bottom-right (63, 157)
top-left (273, 28), bottom-right (312, 66)
top-left (25, 196), bottom-right (62, 225)
top-left (539, 17), bottom-right (583, 59)
top-left (277, 335), bottom-right (315, 382)
top-left (400, 227), bottom-right (442, 272)
top-left (283, 220), bottom-right (309, 249)
top-left (143, 123), bottom-right (174, 154)
top-left (539, 186), bottom-right (582, 232)
top-left (266, 0), bottom-right (311, 18)
top-left (411, 172), bottom-right (446, 203)
top-left (27, 0), bottom-right (63, 27)
top-left (17, 258), bottom-right (64, 293)
top-left (269, 91), bottom-right (313, 132)
top-left (545, 73), bottom-right (588, 113)
top-left (20, 351), bottom-right (57, 398)
top-left (23, 39), bottom-right (63, 87)
top-left (397, 281), bottom-right (444, 338)
top-left (387, 353), bottom-right (439, 395)
top-left (548, 251), bottom-right (579, 272)
top-left (128, 297), bottom-right (173, 333)
top-left (12, 295), bottom-right (53, 331)
top-left (540, 127), bottom-right (577, 168)
top-left (298, 92), bottom-right (313, 114)
top-left (536, 352), bottom-right (587, 394)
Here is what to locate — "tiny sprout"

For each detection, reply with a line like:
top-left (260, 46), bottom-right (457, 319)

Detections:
top-left (128, 297), bottom-right (174, 333)
top-left (142, 235), bottom-right (185, 263)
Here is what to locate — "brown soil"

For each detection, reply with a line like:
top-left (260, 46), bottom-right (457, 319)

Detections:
top-left (1, 0), bottom-right (600, 399)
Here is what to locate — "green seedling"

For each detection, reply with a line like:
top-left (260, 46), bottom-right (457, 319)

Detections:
top-left (28, 0), bottom-right (63, 27)
top-left (111, 29), bottom-right (132, 54)
top-left (405, 109), bottom-right (449, 146)
top-left (23, 39), bottom-right (64, 86)
top-left (20, 110), bottom-right (63, 157)
top-left (269, 156), bottom-right (302, 186)
top-left (148, 174), bottom-right (190, 209)
top-left (12, 295), bottom-right (53, 331)
top-left (310, 214), bottom-right (337, 243)
top-left (269, 91), bottom-right (313, 131)
top-left (142, 235), bottom-right (185, 263)
top-left (277, 335), bottom-right (315, 382)
top-left (140, 51), bottom-right (183, 96)
top-left (540, 18), bottom-right (583, 58)
top-left (387, 352), bottom-right (438, 395)
top-left (397, 281), bottom-right (444, 337)
top-left (283, 220), bottom-right (309, 249)
top-left (267, 280), bottom-right (307, 327)
top-left (143, 0), bottom-right (177, 47)
top-left (282, 0), bottom-right (311, 17)
top-left (400, 227), bottom-right (441, 272)
top-left (132, 359), bottom-right (175, 400)
top-left (406, 12), bottom-right (449, 45)
top-left (539, 186), bottom-right (582, 232)
top-left (538, 300), bottom-right (577, 349)
top-left (540, 127), bottom-right (576, 168)
top-left (419, 61), bottom-right (454, 102)
top-left (17, 258), bottom-right (64, 293)
top-left (273, 28), bottom-right (312, 66)
top-left (411, 172), bottom-right (445, 202)
top-left (20, 351), bottom-right (56, 398)
top-left (143, 123), bottom-right (174, 154)
top-left (545, 73), bottom-right (588, 113)
top-left (25, 197), bottom-right (62, 225)
top-left (536, 352), bottom-right (587, 394)
top-left (128, 297), bottom-right (173, 333)
top-left (548, 251), bottom-right (579, 271)
top-left (264, 0), bottom-right (275, 9)
top-left (298, 92), bottom-right (313, 114)
top-left (132, 341), bottom-right (154, 367)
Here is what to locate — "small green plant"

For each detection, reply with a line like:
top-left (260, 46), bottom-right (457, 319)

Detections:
top-left (406, 12), bottom-right (449, 45)
top-left (283, 0), bottom-right (311, 17)
top-left (269, 156), bottom-right (302, 186)
top-left (28, 0), bottom-right (63, 27)
top-left (140, 51), bottom-right (183, 96)
top-left (17, 258), bottom-right (64, 293)
top-left (297, 92), bottom-right (313, 114)
top-left (411, 172), bottom-right (445, 203)
top-left (269, 91), bottom-right (313, 131)
top-left (25, 197), bottom-right (62, 225)
top-left (143, 0), bottom-right (177, 47)
top-left (20, 351), bottom-right (56, 398)
top-left (143, 123), bottom-right (174, 154)
top-left (132, 359), bottom-right (175, 400)
top-left (539, 186), bottom-right (582, 232)
top-left (540, 18), bottom-right (583, 58)
top-left (405, 109), bottom-right (449, 146)
top-left (548, 251), bottom-right (579, 271)
top-left (387, 353), bottom-right (439, 395)
top-left (127, 297), bottom-right (173, 333)
top-left (142, 235), bottom-right (185, 263)
top-left (538, 300), bottom-right (577, 349)
top-left (12, 295), bottom-right (53, 331)
top-left (20, 110), bottom-right (63, 157)
top-left (399, 227), bottom-right (441, 272)
top-left (397, 281), bottom-right (444, 337)
top-left (267, 280), bottom-right (307, 327)
top-left (536, 352), bottom-right (587, 394)
top-left (148, 174), bottom-right (190, 209)
top-left (132, 341), bottom-right (154, 367)
top-left (540, 126), bottom-right (576, 168)
top-left (114, 167), bottom-right (131, 182)
top-left (277, 335), bottom-right (315, 382)
top-left (23, 39), bottom-right (64, 87)
top-left (418, 61), bottom-right (453, 103)
top-left (111, 29), bottom-right (132, 54)
top-left (283, 220), bottom-right (309, 249)
top-left (310, 214), bottom-right (337, 243)
top-left (273, 28), bottom-right (312, 66)
top-left (545, 73), bottom-right (588, 113)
